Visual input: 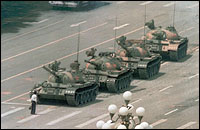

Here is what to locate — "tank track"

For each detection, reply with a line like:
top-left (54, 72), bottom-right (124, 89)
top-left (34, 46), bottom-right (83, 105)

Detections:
top-left (138, 58), bottom-right (161, 79)
top-left (105, 71), bottom-right (133, 93)
top-left (65, 84), bottom-right (98, 106)
top-left (169, 42), bottom-right (188, 61)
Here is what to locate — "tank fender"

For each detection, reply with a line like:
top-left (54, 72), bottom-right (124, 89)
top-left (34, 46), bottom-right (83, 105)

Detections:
top-left (167, 44), bottom-right (179, 51)
top-left (137, 61), bottom-right (148, 68)
top-left (65, 87), bottom-right (78, 96)
top-left (99, 75), bottom-right (108, 82)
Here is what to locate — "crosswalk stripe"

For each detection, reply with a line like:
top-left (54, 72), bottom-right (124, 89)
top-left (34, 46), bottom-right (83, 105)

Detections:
top-left (1, 107), bottom-right (25, 118)
top-left (163, 2), bottom-right (175, 7)
top-left (176, 121), bottom-right (196, 129)
top-left (159, 85), bottom-right (173, 92)
top-left (17, 108), bottom-right (55, 123)
top-left (46, 111), bottom-right (82, 126)
top-left (75, 113), bottom-right (109, 128)
top-left (140, 1), bottom-right (154, 5)
top-left (130, 99), bottom-right (142, 104)
top-left (150, 119), bottom-right (167, 127)
top-left (186, 3), bottom-right (199, 8)
top-left (188, 73), bottom-right (199, 79)
top-left (164, 108), bottom-right (178, 116)
top-left (117, 1), bottom-right (126, 4)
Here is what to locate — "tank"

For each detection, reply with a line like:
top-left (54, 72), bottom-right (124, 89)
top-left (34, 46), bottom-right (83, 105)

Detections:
top-left (116, 36), bottom-right (162, 79)
top-left (83, 48), bottom-right (133, 93)
top-left (30, 60), bottom-right (99, 106)
top-left (144, 19), bottom-right (188, 61)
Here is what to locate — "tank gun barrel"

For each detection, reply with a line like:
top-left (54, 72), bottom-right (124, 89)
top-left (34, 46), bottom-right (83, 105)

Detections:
top-left (42, 66), bottom-right (60, 79)
top-left (116, 39), bottom-right (132, 56)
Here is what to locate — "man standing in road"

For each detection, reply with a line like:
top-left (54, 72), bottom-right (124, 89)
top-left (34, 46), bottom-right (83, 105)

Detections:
top-left (30, 91), bottom-right (37, 114)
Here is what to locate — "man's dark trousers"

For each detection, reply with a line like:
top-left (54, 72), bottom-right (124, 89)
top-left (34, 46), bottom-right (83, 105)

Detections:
top-left (31, 101), bottom-right (36, 114)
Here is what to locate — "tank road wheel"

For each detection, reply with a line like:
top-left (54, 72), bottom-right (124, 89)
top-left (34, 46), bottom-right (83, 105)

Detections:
top-left (149, 67), bottom-right (153, 78)
top-left (123, 77), bottom-right (128, 90)
top-left (107, 79), bottom-right (118, 93)
top-left (80, 93), bottom-right (85, 105)
top-left (91, 88), bottom-right (97, 101)
top-left (83, 92), bottom-right (87, 103)
top-left (169, 51), bottom-right (179, 61)
top-left (88, 90), bottom-right (92, 102)
top-left (116, 80), bottom-right (120, 91)
top-left (86, 91), bottom-right (90, 103)
top-left (183, 46), bottom-right (187, 57)
top-left (75, 94), bottom-right (81, 106)
top-left (93, 88), bottom-right (98, 100)
top-left (118, 79), bottom-right (123, 91)
top-left (37, 96), bottom-right (42, 104)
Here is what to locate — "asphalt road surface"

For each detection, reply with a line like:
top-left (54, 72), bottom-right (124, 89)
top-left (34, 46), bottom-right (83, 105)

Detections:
top-left (1, 1), bottom-right (199, 129)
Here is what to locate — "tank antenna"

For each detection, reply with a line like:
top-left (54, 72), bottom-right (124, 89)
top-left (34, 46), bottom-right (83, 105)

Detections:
top-left (114, 16), bottom-right (117, 52)
top-left (70, 21), bottom-right (87, 62)
top-left (144, 4), bottom-right (146, 44)
top-left (172, 1), bottom-right (176, 27)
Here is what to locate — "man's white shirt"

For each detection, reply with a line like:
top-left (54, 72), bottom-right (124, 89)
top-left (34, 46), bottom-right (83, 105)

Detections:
top-left (31, 94), bottom-right (37, 102)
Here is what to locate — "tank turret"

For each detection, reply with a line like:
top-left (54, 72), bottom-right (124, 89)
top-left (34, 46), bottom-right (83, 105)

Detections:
top-left (116, 36), bottom-right (162, 79)
top-left (145, 19), bottom-right (156, 30)
top-left (30, 60), bottom-right (99, 106)
top-left (116, 36), bottom-right (151, 58)
top-left (42, 65), bottom-right (63, 83)
top-left (144, 19), bottom-right (188, 61)
top-left (84, 48), bottom-right (133, 93)
top-left (48, 60), bottom-right (66, 72)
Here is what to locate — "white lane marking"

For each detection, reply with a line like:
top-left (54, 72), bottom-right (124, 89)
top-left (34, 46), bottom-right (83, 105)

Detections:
top-left (75, 113), bottom-right (109, 128)
top-left (1, 22), bottom-right (107, 62)
top-left (176, 121), bottom-right (196, 129)
top-left (117, 1), bottom-right (126, 4)
top-left (35, 19), bottom-right (49, 24)
top-left (179, 27), bottom-right (195, 34)
top-left (1, 26), bottom-right (144, 83)
top-left (113, 23), bottom-right (130, 30)
top-left (46, 111), bottom-right (82, 126)
top-left (192, 46), bottom-right (199, 51)
top-left (164, 108), bottom-right (178, 116)
top-left (163, 2), bottom-right (175, 7)
top-left (1, 107), bottom-right (25, 118)
top-left (1, 102), bottom-right (30, 106)
top-left (186, 3), bottom-right (199, 8)
top-left (159, 85), bottom-right (173, 92)
top-left (2, 19), bottom-right (65, 42)
top-left (150, 119), bottom-right (167, 127)
top-left (195, 98), bottom-right (199, 102)
top-left (130, 99), bottom-right (142, 105)
top-left (2, 91), bottom-right (30, 103)
top-left (17, 108), bottom-right (55, 123)
top-left (70, 20), bottom-right (87, 27)
top-left (140, 1), bottom-right (154, 5)
top-left (18, 115), bottom-right (39, 123)
top-left (188, 73), bottom-right (199, 79)
top-left (186, 27), bottom-right (195, 31)
top-left (23, 19), bottom-right (49, 25)
top-left (161, 62), bottom-right (169, 66)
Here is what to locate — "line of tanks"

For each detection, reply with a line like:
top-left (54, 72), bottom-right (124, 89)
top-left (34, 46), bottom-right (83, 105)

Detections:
top-left (30, 19), bottom-right (188, 106)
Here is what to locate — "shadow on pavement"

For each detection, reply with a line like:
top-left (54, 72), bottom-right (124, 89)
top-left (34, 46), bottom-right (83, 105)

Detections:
top-left (37, 98), bottom-right (103, 108)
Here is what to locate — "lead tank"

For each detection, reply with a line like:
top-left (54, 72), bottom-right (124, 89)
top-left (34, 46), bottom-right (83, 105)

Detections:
top-left (116, 36), bottom-right (162, 79)
top-left (144, 19), bottom-right (188, 61)
top-left (30, 60), bottom-right (98, 106)
top-left (83, 48), bottom-right (133, 93)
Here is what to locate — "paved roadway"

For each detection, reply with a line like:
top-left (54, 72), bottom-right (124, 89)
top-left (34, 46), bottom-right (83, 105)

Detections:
top-left (1, 1), bottom-right (199, 129)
